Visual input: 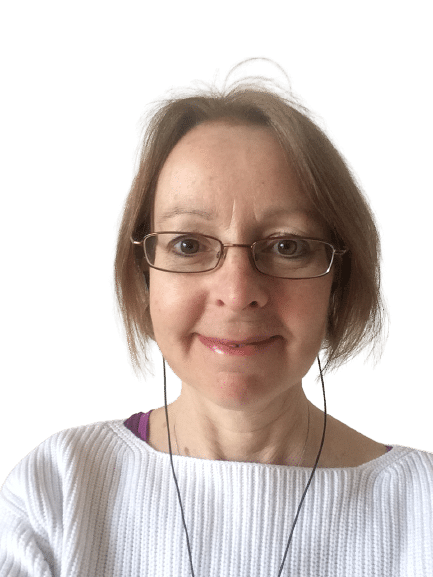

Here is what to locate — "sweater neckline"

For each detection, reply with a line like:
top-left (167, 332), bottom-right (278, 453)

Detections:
top-left (123, 411), bottom-right (397, 472)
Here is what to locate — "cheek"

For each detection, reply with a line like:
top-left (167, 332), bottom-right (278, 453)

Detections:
top-left (277, 279), bottom-right (332, 342)
top-left (149, 272), bottom-right (204, 342)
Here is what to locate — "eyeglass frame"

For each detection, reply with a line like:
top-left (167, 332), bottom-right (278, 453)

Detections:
top-left (131, 231), bottom-right (348, 280)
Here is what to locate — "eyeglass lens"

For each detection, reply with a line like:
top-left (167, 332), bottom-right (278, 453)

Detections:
top-left (144, 233), bottom-right (333, 278)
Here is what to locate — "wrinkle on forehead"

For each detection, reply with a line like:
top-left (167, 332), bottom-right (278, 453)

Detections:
top-left (154, 122), bottom-right (329, 238)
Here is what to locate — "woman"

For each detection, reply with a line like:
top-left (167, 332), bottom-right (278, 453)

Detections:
top-left (1, 73), bottom-right (432, 576)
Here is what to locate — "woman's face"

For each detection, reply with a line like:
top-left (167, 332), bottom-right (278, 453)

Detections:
top-left (150, 121), bottom-right (334, 410)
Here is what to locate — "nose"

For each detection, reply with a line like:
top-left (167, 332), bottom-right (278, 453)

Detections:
top-left (214, 247), bottom-right (267, 309)
top-left (218, 244), bottom-right (260, 274)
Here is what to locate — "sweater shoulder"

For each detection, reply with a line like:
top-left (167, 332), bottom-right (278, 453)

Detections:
top-left (0, 419), bottom-right (135, 516)
top-left (4, 419), bottom-right (132, 471)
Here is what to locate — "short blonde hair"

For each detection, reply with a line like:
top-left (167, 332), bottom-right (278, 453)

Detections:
top-left (114, 78), bottom-right (387, 376)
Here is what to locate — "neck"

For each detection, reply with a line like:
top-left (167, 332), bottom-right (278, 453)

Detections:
top-left (167, 385), bottom-right (315, 467)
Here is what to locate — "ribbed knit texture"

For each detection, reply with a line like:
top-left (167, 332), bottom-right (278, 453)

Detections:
top-left (1, 419), bottom-right (432, 576)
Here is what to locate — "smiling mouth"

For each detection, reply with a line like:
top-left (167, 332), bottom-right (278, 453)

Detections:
top-left (205, 336), bottom-right (276, 345)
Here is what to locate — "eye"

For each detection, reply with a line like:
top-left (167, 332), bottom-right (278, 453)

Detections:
top-left (274, 238), bottom-right (308, 256)
top-left (170, 237), bottom-right (200, 254)
top-left (271, 238), bottom-right (310, 257)
top-left (169, 234), bottom-right (215, 257)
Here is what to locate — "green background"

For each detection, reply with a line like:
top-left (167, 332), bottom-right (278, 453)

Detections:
top-left (0, 0), bottom-right (433, 482)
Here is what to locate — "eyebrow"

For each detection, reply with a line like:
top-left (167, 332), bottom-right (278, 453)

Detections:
top-left (158, 207), bottom-right (215, 222)
top-left (160, 206), bottom-right (306, 222)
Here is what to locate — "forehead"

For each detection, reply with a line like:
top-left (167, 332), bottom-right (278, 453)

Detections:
top-left (157, 121), bottom-right (290, 189)
top-left (153, 121), bottom-right (325, 235)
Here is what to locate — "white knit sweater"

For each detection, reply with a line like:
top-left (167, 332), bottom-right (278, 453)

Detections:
top-left (1, 419), bottom-right (432, 577)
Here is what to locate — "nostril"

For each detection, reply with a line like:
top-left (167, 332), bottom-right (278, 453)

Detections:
top-left (250, 301), bottom-right (259, 308)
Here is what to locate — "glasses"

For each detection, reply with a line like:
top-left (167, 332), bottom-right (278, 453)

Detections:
top-left (131, 232), bottom-right (348, 279)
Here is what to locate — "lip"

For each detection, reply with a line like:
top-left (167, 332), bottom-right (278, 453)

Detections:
top-left (199, 335), bottom-right (277, 346)
top-left (197, 334), bottom-right (280, 356)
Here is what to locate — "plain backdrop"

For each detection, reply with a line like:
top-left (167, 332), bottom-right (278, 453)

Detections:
top-left (1, 1), bottom-right (432, 486)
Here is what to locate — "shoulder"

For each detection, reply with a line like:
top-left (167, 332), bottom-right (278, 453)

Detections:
top-left (0, 419), bottom-right (134, 511)
top-left (305, 407), bottom-right (388, 468)
top-left (316, 409), bottom-right (433, 472)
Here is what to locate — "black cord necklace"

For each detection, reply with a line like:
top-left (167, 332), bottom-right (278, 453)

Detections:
top-left (163, 356), bottom-right (328, 576)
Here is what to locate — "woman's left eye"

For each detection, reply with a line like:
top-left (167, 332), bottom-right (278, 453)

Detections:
top-left (271, 238), bottom-right (309, 257)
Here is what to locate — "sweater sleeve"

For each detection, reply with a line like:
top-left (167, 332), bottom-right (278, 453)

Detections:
top-left (0, 440), bottom-right (63, 577)
top-left (0, 513), bottom-right (54, 577)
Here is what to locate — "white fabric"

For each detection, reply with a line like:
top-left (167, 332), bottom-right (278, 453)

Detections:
top-left (1, 419), bottom-right (432, 576)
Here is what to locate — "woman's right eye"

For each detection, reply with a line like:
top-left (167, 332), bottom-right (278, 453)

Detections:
top-left (174, 238), bottom-right (200, 252)
top-left (170, 236), bottom-right (204, 254)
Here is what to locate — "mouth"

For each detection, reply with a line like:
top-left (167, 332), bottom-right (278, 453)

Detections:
top-left (198, 334), bottom-right (280, 359)
top-left (198, 335), bottom-right (278, 349)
